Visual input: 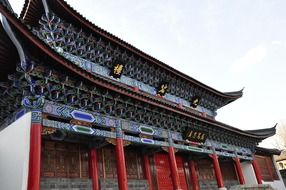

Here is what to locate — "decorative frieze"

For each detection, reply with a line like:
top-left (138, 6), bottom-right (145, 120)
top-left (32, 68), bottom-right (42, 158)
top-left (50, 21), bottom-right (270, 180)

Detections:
top-left (42, 100), bottom-right (253, 160)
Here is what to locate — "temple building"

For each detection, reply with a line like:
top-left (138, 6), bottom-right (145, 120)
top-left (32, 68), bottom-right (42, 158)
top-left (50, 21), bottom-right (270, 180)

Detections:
top-left (0, 0), bottom-right (284, 190)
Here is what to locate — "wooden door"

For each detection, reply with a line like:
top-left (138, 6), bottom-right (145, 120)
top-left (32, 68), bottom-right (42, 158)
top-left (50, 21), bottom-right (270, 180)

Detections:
top-left (154, 153), bottom-right (189, 190)
top-left (176, 157), bottom-right (188, 190)
top-left (155, 153), bottom-right (173, 190)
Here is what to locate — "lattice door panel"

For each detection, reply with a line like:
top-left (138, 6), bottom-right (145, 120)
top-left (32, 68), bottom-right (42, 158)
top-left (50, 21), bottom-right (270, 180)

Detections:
top-left (41, 140), bottom-right (89, 178)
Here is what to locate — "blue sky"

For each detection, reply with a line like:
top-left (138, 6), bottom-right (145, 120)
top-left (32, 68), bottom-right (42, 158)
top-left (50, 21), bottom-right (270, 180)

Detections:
top-left (9, 0), bottom-right (286, 147)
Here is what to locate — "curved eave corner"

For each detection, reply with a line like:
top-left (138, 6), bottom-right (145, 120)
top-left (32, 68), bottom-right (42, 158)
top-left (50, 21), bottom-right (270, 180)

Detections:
top-left (255, 146), bottom-right (281, 156)
top-left (220, 88), bottom-right (244, 107)
top-left (246, 124), bottom-right (277, 140)
top-left (224, 88), bottom-right (244, 98)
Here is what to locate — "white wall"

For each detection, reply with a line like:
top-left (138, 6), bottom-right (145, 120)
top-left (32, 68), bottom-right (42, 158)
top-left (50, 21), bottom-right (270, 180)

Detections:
top-left (263, 180), bottom-right (286, 190)
top-left (241, 161), bottom-right (258, 185)
top-left (0, 113), bottom-right (31, 190)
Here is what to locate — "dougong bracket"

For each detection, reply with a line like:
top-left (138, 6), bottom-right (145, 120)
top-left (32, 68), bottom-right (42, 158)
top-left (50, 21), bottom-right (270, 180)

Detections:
top-left (22, 96), bottom-right (45, 124)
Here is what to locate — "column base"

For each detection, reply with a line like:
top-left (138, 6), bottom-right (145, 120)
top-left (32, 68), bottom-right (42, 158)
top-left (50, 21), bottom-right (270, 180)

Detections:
top-left (218, 187), bottom-right (227, 190)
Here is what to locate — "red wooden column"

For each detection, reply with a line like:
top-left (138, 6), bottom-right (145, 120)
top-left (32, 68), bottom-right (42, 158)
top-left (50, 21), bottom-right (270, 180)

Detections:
top-left (115, 127), bottom-right (128, 190)
top-left (210, 154), bottom-right (225, 189)
top-left (168, 146), bottom-right (181, 190)
top-left (27, 111), bottom-right (42, 190)
top-left (252, 156), bottom-right (263, 184)
top-left (188, 160), bottom-right (199, 190)
top-left (89, 149), bottom-right (99, 190)
top-left (233, 157), bottom-right (245, 185)
top-left (143, 155), bottom-right (153, 190)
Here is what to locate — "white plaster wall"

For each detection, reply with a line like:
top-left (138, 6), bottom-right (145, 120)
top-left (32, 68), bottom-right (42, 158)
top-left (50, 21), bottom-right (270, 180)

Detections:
top-left (241, 161), bottom-right (258, 185)
top-left (0, 113), bottom-right (31, 190)
top-left (263, 180), bottom-right (286, 190)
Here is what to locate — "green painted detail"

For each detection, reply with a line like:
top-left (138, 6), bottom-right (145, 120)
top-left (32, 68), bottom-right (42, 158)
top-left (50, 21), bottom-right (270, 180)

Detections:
top-left (74, 125), bottom-right (93, 134)
top-left (139, 126), bottom-right (154, 135)
top-left (222, 145), bottom-right (228, 149)
top-left (186, 146), bottom-right (204, 152)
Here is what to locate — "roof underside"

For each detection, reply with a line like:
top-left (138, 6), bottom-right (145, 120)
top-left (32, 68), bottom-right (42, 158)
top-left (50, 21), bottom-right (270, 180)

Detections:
top-left (0, 0), bottom-right (276, 141)
top-left (19, 0), bottom-right (243, 106)
top-left (0, 22), bottom-right (18, 81)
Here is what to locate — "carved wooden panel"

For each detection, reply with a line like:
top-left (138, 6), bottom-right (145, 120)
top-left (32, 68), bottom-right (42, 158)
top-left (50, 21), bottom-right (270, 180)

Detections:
top-left (80, 150), bottom-right (89, 178)
top-left (97, 149), bottom-right (104, 178)
top-left (220, 160), bottom-right (237, 181)
top-left (99, 146), bottom-right (144, 179)
top-left (41, 140), bottom-right (89, 178)
top-left (67, 149), bottom-right (80, 178)
top-left (196, 158), bottom-right (215, 181)
top-left (55, 150), bottom-right (68, 177)
top-left (102, 147), bottom-right (117, 178)
top-left (125, 150), bottom-right (139, 179)
top-left (125, 148), bottom-right (144, 179)
top-left (41, 142), bottom-right (56, 177)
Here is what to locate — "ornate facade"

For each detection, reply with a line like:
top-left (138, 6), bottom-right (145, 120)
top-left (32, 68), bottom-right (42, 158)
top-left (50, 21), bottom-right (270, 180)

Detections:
top-left (0, 0), bottom-right (279, 190)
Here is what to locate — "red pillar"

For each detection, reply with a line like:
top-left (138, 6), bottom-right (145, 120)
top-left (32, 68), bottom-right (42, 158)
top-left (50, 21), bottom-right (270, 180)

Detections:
top-left (252, 157), bottom-right (263, 184)
top-left (211, 154), bottom-right (225, 189)
top-left (188, 160), bottom-right (199, 190)
top-left (233, 157), bottom-right (245, 185)
top-left (168, 146), bottom-right (181, 190)
top-left (115, 138), bottom-right (128, 190)
top-left (27, 123), bottom-right (42, 190)
top-left (143, 155), bottom-right (153, 190)
top-left (89, 149), bottom-right (99, 190)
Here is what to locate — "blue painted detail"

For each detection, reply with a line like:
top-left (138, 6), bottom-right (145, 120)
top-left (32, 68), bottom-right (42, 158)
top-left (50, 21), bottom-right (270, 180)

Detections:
top-left (72, 125), bottom-right (94, 134)
top-left (71, 110), bottom-right (95, 123)
top-left (15, 109), bottom-right (25, 120)
top-left (141, 138), bottom-right (154, 144)
top-left (31, 111), bottom-right (42, 124)
top-left (22, 96), bottom-right (45, 110)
